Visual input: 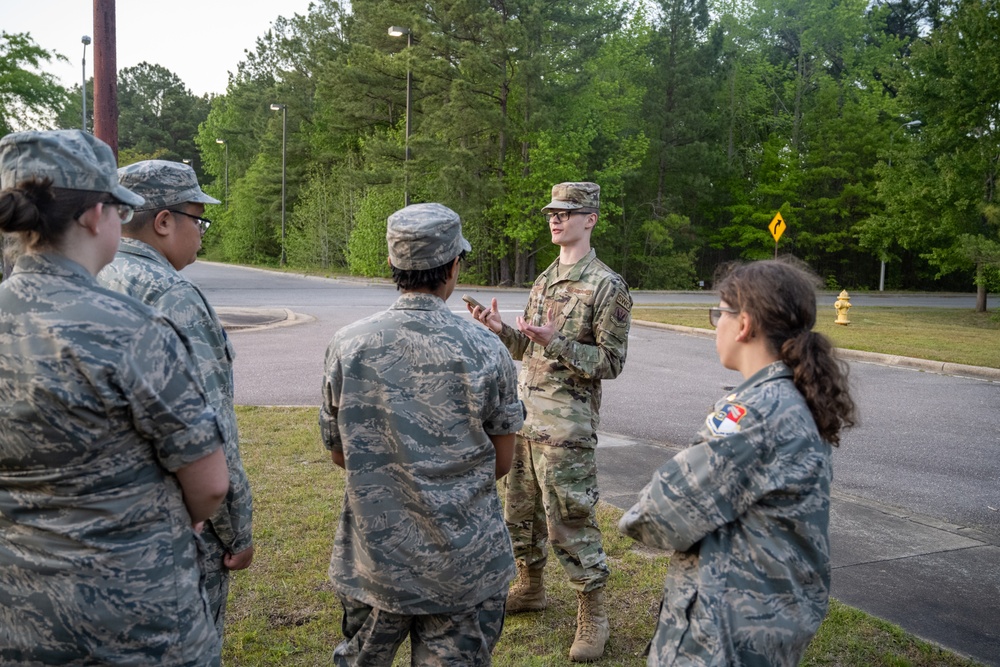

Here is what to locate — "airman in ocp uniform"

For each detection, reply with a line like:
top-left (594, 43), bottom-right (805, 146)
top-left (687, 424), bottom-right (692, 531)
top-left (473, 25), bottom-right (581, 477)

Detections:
top-left (468, 182), bottom-right (632, 662)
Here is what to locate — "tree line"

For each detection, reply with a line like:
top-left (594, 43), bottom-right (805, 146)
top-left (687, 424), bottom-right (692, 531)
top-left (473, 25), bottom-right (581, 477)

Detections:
top-left (3, 0), bottom-right (998, 308)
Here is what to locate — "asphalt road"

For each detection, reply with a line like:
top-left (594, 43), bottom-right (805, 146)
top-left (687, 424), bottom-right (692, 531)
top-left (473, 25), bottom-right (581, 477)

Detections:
top-left (184, 262), bottom-right (1000, 538)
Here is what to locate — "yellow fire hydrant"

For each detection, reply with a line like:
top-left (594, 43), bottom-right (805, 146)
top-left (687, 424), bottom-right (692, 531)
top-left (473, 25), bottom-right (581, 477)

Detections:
top-left (834, 290), bottom-right (851, 325)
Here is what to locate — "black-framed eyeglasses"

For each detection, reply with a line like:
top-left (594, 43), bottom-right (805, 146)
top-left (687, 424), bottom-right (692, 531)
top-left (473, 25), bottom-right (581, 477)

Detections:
top-left (709, 306), bottom-right (740, 328)
top-left (545, 210), bottom-right (592, 223)
top-left (167, 209), bottom-right (212, 234)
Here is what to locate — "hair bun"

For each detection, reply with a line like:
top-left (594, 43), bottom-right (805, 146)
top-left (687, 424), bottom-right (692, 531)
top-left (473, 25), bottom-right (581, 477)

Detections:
top-left (0, 178), bottom-right (52, 234)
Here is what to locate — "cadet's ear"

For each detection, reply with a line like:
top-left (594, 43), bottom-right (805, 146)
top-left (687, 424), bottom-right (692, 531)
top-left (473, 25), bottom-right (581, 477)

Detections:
top-left (74, 203), bottom-right (103, 234)
top-left (151, 210), bottom-right (173, 237)
top-left (735, 310), bottom-right (755, 342)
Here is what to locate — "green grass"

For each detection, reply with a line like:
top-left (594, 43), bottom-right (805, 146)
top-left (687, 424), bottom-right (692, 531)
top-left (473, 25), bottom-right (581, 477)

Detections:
top-left (634, 306), bottom-right (1000, 369)
top-left (224, 407), bottom-right (983, 666)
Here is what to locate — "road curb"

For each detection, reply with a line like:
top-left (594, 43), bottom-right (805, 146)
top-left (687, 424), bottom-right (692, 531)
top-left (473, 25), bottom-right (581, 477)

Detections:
top-left (217, 307), bottom-right (314, 332)
top-left (634, 319), bottom-right (1000, 383)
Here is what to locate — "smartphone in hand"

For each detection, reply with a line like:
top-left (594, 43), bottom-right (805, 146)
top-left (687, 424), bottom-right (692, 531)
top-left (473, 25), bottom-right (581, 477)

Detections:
top-left (462, 294), bottom-right (486, 310)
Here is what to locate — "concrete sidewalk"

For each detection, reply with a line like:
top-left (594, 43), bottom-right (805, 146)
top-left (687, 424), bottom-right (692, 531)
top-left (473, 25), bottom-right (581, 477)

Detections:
top-left (596, 436), bottom-right (1000, 666)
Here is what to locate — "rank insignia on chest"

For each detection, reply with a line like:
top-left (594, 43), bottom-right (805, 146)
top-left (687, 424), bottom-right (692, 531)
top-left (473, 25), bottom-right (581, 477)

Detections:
top-left (707, 402), bottom-right (747, 436)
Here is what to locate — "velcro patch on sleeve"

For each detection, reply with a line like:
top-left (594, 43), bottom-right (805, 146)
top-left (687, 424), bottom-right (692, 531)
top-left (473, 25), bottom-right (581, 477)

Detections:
top-left (706, 402), bottom-right (747, 436)
top-left (612, 291), bottom-right (632, 325)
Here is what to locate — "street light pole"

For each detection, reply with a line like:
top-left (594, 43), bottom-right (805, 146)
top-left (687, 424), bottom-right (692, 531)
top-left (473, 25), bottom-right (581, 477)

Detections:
top-left (388, 26), bottom-right (412, 207)
top-left (81, 36), bottom-right (91, 131)
top-left (270, 103), bottom-right (287, 266)
top-left (880, 119), bottom-right (923, 291)
top-left (216, 138), bottom-right (229, 210)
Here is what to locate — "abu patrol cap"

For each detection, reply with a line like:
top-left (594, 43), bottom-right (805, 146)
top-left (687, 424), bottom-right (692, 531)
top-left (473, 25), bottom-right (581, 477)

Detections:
top-left (0, 129), bottom-right (144, 206)
top-left (118, 160), bottom-right (220, 211)
top-left (541, 182), bottom-right (600, 212)
top-left (387, 202), bottom-right (472, 271)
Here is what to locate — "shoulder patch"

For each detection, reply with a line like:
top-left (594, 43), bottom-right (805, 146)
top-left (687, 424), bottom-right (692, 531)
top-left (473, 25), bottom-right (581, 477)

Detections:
top-left (611, 290), bottom-right (632, 326)
top-left (706, 402), bottom-right (747, 436)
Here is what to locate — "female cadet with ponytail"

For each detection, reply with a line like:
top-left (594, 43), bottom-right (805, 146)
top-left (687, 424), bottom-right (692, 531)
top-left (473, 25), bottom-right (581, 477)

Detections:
top-left (619, 258), bottom-right (856, 667)
top-left (0, 130), bottom-right (228, 666)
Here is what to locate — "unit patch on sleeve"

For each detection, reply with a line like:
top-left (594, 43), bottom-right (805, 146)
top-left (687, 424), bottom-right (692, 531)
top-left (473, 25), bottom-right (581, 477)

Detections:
top-left (612, 291), bottom-right (632, 325)
top-left (706, 402), bottom-right (747, 436)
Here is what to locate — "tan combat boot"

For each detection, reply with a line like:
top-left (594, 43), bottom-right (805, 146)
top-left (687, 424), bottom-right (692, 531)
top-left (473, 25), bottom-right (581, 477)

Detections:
top-left (506, 563), bottom-right (546, 613)
top-left (569, 588), bottom-right (610, 662)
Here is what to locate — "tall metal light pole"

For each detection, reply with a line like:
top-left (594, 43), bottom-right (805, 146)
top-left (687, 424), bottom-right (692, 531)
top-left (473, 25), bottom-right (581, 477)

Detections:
top-left (270, 103), bottom-right (287, 266)
top-left (81, 36), bottom-right (91, 131)
top-left (216, 138), bottom-right (229, 210)
top-left (880, 119), bottom-right (923, 291)
top-left (388, 26), bottom-right (412, 207)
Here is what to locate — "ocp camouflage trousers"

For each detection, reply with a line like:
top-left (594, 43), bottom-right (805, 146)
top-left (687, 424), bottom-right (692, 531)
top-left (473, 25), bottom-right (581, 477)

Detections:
top-left (504, 437), bottom-right (609, 592)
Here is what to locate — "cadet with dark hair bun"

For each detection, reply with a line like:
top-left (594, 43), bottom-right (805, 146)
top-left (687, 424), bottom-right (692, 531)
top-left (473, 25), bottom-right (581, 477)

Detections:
top-left (321, 203), bottom-right (523, 665)
top-left (620, 258), bottom-right (856, 666)
top-left (0, 130), bottom-right (229, 666)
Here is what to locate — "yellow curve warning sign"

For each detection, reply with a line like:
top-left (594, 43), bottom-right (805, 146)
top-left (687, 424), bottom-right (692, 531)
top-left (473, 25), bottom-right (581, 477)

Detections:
top-left (769, 212), bottom-right (786, 242)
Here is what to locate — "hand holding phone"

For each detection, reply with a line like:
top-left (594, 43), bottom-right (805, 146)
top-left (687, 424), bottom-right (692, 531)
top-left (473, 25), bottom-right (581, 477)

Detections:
top-left (462, 294), bottom-right (485, 310)
top-left (463, 294), bottom-right (503, 334)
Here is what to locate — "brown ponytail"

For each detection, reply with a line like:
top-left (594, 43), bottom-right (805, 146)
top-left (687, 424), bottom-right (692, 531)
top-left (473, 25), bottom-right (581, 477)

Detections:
top-left (715, 258), bottom-right (857, 445)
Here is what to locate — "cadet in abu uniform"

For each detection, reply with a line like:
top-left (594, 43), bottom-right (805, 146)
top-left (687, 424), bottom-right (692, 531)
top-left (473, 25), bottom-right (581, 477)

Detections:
top-left (619, 259), bottom-right (857, 666)
top-left (320, 203), bottom-right (523, 666)
top-left (99, 160), bottom-right (254, 641)
top-left (0, 131), bottom-right (228, 665)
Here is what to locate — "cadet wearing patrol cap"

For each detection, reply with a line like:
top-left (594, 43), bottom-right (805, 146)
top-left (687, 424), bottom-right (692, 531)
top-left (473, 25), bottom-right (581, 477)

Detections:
top-left (321, 203), bottom-right (523, 666)
top-left (0, 131), bottom-right (228, 664)
top-left (468, 182), bottom-right (632, 662)
top-left (98, 159), bottom-right (254, 642)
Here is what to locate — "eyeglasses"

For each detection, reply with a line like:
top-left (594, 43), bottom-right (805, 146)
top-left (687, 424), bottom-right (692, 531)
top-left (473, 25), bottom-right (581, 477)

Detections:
top-left (102, 200), bottom-right (135, 224)
top-left (545, 210), bottom-right (591, 223)
top-left (75, 199), bottom-right (134, 224)
top-left (708, 306), bottom-right (740, 328)
top-left (167, 209), bottom-right (212, 234)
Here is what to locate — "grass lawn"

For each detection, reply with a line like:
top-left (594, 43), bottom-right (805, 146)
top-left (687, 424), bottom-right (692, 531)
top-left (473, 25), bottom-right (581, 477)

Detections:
top-left (223, 407), bottom-right (983, 666)
top-left (633, 306), bottom-right (1000, 369)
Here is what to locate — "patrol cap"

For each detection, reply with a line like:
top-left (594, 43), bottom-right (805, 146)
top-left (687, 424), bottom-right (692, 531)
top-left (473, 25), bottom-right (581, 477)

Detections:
top-left (387, 203), bottom-right (472, 271)
top-left (0, 129), bottom-right (144, 207)
top-left (118, 159), bottom-right (220, 211)
top-left (541, 182), bottom-right (600, 212)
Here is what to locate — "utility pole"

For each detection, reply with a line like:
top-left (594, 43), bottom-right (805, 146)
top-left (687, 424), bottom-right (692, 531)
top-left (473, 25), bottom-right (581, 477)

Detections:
top-left (92, 0), bottom-right (118, 158)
